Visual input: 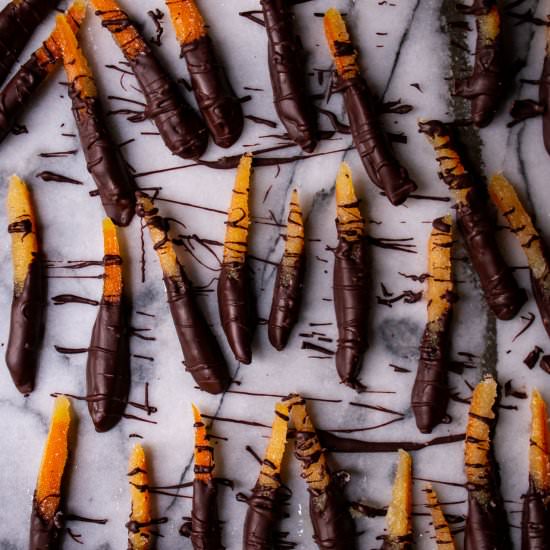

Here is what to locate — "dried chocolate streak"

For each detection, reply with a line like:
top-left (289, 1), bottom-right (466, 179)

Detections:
top-left (335, 77), bottom-right (416, 205)
top-left (6, 258), bottom-right (45, 394)
top-left (70, 87), bottom-right (135, 227)
top-left (29, 497), bottom-right (62, 550)
top-left (411, 309), bottom-right (452, 434)
top-left (218, 261), bottom-right (255, 365)
top-left (0, 0), bottom-right (60, 86)
top-left (260, 0), bottom-right (317, 152)
top-left (333, 235), bottom-right (369, 391)
top-left (418, 120), bottom-right (526, 320)
top-left (380, 536), bottom-right (412, 550)
top-left (454, 1), bottom-right (503, 127)
top-left (86, 297), bottom-right (130, 432)
top-left (180, 35), bottom-right (243, 148)
top-left (242, 485), bottom-right (281, 550)
top-left (268, 255), bottom-right (305, 351)
top-left (165, 268), bottom-right (230, 394)
top-left (521, 480), bottom-right (550, 550)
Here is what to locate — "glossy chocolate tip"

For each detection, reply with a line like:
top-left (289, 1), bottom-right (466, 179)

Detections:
top-left (107, 200), bottom-right (136, 227)
top-left (336, 348), bottom-right (366, 392)
top-left (268, 327), bottom-right (287, 351)
top-left (14, 380), bottom-right (34, 395)
top-left (299, 136), bottom-right (317, 154)
top-left (386, 176), bottom-right (417, 206)
top-left (91, 409), bottom-right (121, 433)
top-left (493, 287), bottom-right (527, 320)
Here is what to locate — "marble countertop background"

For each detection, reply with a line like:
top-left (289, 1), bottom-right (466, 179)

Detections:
top-left (0, 0), bottom-right (549, 547)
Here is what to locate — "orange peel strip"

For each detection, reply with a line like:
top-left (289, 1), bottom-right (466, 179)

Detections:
top-left (223, 153), bottom-right (252, 264)
top-left (102, 218), bottom-right (122, 303)
top-left (335, 162), bottom-right (365, 241)
top-left (34, 396), bottom-right (71, 523)
top-left (424, 483), bottom-right (455, 549)
top-left (192, 404), bottom-right (214, 482)
top-left (128, 443), bottom-right (153, 550)
top-left (478, 6), bottom-right (500, 44)
top-left (385, 450), bottom-right (413, 541)
top-left (282, 189), bottom-right (304, 268)
top-left (529, 389), bottom-right (550, 493)
top-left (165, 0), bottom-right (206, 44)
top-left (323, 8), bottom-right (359, 79)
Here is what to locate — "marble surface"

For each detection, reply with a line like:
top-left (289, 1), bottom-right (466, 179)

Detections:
top-left (0, 0), bottom-right (549, 547)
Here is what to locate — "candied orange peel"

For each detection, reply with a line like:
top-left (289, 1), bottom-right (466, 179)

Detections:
top-left (335, 162), bottom-right (365, 241)
top-left (102, 218), bottom-right (122, 303)
top-left (35, 396), bottom-right (71, 523)
top-left (7, 175), bottom-right (38, 295)
top-left (192, 404), bottom-right (214, 482)
top-left (385, 450), bottom-right (413, 543)
top-left (529, 389), bottom-right (550, 493)
top-left (323, 8), bottom-right (359, 79)
top-left (223, 153), bottom-right (252, 264)
top-left (478, 7), bottom-right (500, 44)
top-left (282, 189), bottom-right (304, 268)
top-left (128, 443), bottom-right (153, 549)
top-left (165, 0), bottom-right (207, 44)
top-left (424, 483), bottom-right (455, 549)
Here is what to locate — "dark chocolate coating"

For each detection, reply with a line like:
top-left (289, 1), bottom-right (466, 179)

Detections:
top-left (242, 485), bottom-right (281, 550)
top-left (0, 0), bottom-right (59, 87)
top-left (180, 35), bottom-right (243, 148)
top-left (411, 312), bottom-right (451, 434)
top-left (129, 49), bottom-right (208, 159)
top-left (540, 53), bottom-right (550, 157)
top-left (0, 55), bottom-right (48, 144)
top-left (186, 478), bottom-right (223, 550)
top-left (268, 255), bottom-right (305, 350)
top-left (260, 0), bottom-right (317, 152)
top-left (165, 268), bottom-right (230, 394)
top-left (70, 87), bottom-right (135, 226)
top-left (521, 481), bottom-right (550, 550)
top-left (418, 120), bottom-right (526, 320)
top-left (217, 261), bottom-right (255, 364)
top-left (464, 486), bottom-right (512, 550)
top-left (6, 258), bottom-right (45, 394)
top-left (530, 263), bottom-right (550, 339)
top-left (337, 76), bottom-right (416, 206)
top-left (333, 235), bottom-right (368, 390)
top-left (454, 8), bottom-right (503, 128)
top-left (29, 498), bottom-right (61, 550)
top-left (86, 297), bottom-right (130, 432)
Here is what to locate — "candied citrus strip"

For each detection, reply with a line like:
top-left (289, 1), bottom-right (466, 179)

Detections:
top-left (489, 174), bottom-right (549, 281)
top-left (424, 484), bottom-right (455, 549)
top-left (335, 162), bottom-right (365, 241)
top-left (323, 8), bottom-right (359, 80)
top-left (35, 396), bottom-right (71, 522)
top-left (91, 0), bottom-right (145, 59)
top-left (529, 389), bottom-right (550, 493)
top-left (285, 394), bottom-right (331, 492)
top-left (128, 443), bottom-right (153, 550)
top-left (223, 154), bottom-right (252, 264)
top-left (7, 175), bottom-right (38, 295)
top-left (257, 401), bottom-right (290, 489)
top-left (478, 7), bottom-right (500, 44)
top-left (385, 450), bottom-right (413, 541)
top-left (136, 194), bottom-right (180, 279)
top-left (465, 375), bottom-right (497, 489)
top-left (192, 404), bottom-right (214, 482)
top-left (165, 0), bottom-right (206, 44)
top-left (54, 13), bottom-right (97, 98)
top-left (102, 218), bottom-right (122, 303)
top-left (282, 189), bottom-right (304, 268)
top-left (35, 0), bottom-right (87, 69)
top-left (427, 215), bottom-right (453, 323)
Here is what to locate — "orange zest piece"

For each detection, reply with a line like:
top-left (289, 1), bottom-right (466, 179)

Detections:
top-left (385, 450), bottom-right (413, 544)
top-left (529, 389), bottom-right (550, 493)
top-left (323, 8), bottom-right (359, 79)
top-left (7, 175), bottom-right (38, 295)
top-left (165, 0), bottom-right (207, 44)
top-left (128, 443), bottom-right (153, 550)
top-left (192, 404), bottom-right (214, 482)
top-left (35, 0), bottom-right (87, 70)
top-left (91, 0), bottom-right (146, 59)
top-left (282, 189), bottom-right (304, 268)
top-left (223, 154), bottom-right (252, 264)
top-left (102, 218), bottom-right (122, 303)
top-left (335, 162), bottom-right (365, 241)
top-left (424, 484), bottom-right (455, 549)
top-left (489, 174), bottom-right (549, 282)
top-left (427, 215), bottom-right (453, 323)
top-left (54, 13), bottom-right (97, 98)
top-left (34, 396), bottom-right (71, 523)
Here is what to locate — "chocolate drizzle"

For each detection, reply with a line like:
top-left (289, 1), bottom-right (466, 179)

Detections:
top-left (70, 88), bottom-right (135, 227)
top-left (180, 35), bottom-right (243, 148)
top-left (260, 0), bottom-right (317, 152)
top-left (218, 261), bottom-right (255, 365)
top-left (86, 297), bottom-right (130, 432)
top-left (242, 485), bottom-right (282, 550)
top-left (0, 0), bottom-right (60, 87)
top-left (333, 235), bottom-right (369, 391)
top-left (29, 497), bottom-right (62, 550)
top-left (336, 77), bottom-right (416, 205)
top-left (521, 479), bottom-right (550, 550)
top-left (6, 258), bottom-right (45, 394)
